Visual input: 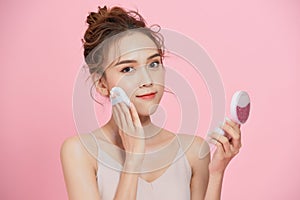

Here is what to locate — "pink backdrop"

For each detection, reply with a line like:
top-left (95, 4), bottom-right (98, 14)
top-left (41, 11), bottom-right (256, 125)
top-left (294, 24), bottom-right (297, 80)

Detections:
top-left (1, 0), bottom-right (300, 199)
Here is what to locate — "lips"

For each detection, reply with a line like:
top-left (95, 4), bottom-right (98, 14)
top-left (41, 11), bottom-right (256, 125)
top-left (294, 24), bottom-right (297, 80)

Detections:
top-left (136, 91), bottom-right (157, 97)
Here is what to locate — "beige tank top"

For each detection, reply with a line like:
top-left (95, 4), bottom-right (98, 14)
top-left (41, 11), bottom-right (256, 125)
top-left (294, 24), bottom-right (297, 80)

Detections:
top-left (90, 133), bottom-right (192, 200)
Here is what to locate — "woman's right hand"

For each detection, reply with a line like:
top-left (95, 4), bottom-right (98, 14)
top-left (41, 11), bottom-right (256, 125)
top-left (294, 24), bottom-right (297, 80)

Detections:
top-left (112, 101), bottom-right (145, 167)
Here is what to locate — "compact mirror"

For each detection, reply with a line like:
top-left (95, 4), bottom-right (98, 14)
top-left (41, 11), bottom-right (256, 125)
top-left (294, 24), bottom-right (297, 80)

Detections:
top-left (230, 90), bottom-right (250, 124)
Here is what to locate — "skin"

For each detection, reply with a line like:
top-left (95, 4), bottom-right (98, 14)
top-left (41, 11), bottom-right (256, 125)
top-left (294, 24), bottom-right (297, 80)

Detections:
top-left (60, 32), bottom-right (242, 200)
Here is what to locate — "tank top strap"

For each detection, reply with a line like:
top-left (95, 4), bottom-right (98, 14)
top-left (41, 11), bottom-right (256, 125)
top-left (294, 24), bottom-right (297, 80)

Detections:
top-left (174, 134), bottom-right (183, 149)
top-left (174, 134), bottom-right (192, 183)
top-left (89, 132), bottom-right (124, 170)
top-left (90, 132), bottom-right (100, 153)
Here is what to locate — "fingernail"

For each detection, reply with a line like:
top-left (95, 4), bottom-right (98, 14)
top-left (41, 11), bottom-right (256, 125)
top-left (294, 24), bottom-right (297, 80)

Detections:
top-left (109, 91), bottom-right (114, 98)
top-left (208, 138), bottom-right (216, 145)
top-left (214, 127), bottom-right (225, 136)
top-left (225, 116), bottom-right (231, 122)
top-left (219, 121), bottom-right (225, 127)
top-left (221, 119), bottom-right (226, 126)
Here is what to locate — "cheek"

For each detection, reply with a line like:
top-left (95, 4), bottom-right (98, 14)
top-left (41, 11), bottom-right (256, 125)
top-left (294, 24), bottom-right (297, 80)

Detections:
top-left (114, 77), bottom-right (139, 99)
top-left (106, 72), bottom-right (136, 90)
top-left (157, 85), bottom-right (165, 101)
top-left (107, 69), bottom-right (165, 98)
top-left (150, 70), bottom-right (165, 85)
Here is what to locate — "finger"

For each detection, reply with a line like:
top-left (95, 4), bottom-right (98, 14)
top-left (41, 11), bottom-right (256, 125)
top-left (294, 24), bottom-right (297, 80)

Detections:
top-left (221, 123), bottom-right (240, 139)
top-left (209, 132), bottom-right (231, 155)
top-left (129, 102), bottom-right (142, 128)
top-left (115, 103), bottom-right (130, 134)
top-left (119, 102), bottom-right (133, 128)
top-left (209, 138), bottom-right (226, 157)
top-left (114, 103), bottom-right (126, 132)
top-left (230, 144), bottom-right (240, 155)
top-left (225, 117), bottom-right (241, 129)
top-left (112, 104), bottom-right (122, 128)
top-left (220, 123), bottom-right (241, 149)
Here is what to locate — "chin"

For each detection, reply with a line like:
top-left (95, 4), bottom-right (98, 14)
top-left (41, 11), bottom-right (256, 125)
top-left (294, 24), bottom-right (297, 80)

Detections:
top-left (133, 90), bottom-right (163, 116)
top-left (136, 103), bottom-right (159, 116)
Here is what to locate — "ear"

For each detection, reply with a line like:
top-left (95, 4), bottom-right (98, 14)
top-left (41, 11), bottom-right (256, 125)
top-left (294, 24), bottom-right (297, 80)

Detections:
top-left (96, 77), bottom-right (109, 97)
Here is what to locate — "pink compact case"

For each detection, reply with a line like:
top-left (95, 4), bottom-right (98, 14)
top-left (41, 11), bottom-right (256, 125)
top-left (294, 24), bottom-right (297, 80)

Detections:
top-left (230, 90), bottom-right (250, 124)
top-left (213, 90), bottom-right (251, 136)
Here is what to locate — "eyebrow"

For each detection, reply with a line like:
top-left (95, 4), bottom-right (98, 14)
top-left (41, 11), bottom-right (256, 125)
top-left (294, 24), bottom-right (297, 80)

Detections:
top-left (114, 53), bottom-right (161, 67)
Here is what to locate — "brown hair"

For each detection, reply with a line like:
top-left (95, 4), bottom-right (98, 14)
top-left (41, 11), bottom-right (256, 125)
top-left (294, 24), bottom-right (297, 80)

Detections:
top-left (82, 6), bottom-right (165, 77)
top-left (81, 6), bottom-right (165, 104)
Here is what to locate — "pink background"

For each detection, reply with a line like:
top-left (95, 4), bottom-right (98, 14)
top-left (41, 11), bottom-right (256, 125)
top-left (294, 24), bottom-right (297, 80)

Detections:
top-left (1, 0), bottom-right (300, 199)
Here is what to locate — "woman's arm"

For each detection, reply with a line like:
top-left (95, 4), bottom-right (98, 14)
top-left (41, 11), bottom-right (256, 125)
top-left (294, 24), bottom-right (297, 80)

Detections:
top-left (60, 102), bottom-right (147, 199)
top-left (113, 159), bottom-right (143, 200)
top-left (110, 102), bottom-right (145, 200)
top-left (60, 135), bottom-right (144, 200)
top-left (189, 136), bottom-right (210, 200)
top-left (190, 117), bottom-right (242, 200)
top-left (204, 118), bottom-right (242, 200)
top-left (204, 172), bottom-right (224, 200)
top-left (60, 136), bottom-right (101, 200)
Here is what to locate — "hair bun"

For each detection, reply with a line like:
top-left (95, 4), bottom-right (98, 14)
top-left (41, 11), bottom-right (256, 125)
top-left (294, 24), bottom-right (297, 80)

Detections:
top-left (98, 6), bottom-right (108, 16)
top-left (82, 5), bottom-right (163, 60)
top-left (86, 6), bottom-right (108, 25)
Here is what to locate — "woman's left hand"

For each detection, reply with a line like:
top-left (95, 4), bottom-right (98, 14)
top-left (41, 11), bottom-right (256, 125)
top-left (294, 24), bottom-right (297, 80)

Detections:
top-left (208, 117), bottom-right (242, 175)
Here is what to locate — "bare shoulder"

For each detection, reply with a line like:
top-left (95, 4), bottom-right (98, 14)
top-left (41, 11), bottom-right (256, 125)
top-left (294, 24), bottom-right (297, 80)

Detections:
top-left (60, 133), bottom-right (98, 168)
top-left (176, 133), bottom-right (210, 155)
top-left (176, 133), bottom-right (211, 168)
top-left (60, 133), bottom-right (102, 199)
top-left (61, 135), bottom-right (81, 151)
top-left (175, 134), bottom-right (211, 198)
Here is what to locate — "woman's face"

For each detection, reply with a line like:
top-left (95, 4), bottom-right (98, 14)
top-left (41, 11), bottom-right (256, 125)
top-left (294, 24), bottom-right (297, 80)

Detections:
top-left (100, 32), bottom-right (165, 116)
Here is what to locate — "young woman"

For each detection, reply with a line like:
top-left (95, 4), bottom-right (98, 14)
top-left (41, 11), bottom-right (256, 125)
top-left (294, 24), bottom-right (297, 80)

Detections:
top-left (61, 5), bottom-right (242, 200)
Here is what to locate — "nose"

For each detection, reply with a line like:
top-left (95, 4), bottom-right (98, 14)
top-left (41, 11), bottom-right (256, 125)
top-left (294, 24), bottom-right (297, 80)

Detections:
top-left (139, 67), bottom-right (153, 88)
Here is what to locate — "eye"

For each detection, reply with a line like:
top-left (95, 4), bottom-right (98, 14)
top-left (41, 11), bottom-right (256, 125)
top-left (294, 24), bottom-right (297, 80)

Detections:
top-left (120, 66), bottom-right (135, 73)
top-left (149, 61), bottom-right (160, 69)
